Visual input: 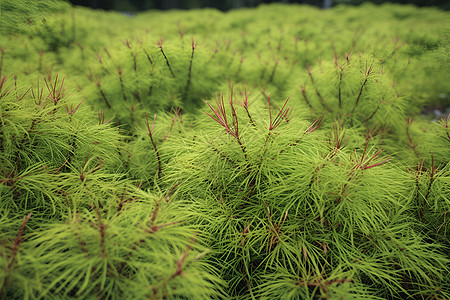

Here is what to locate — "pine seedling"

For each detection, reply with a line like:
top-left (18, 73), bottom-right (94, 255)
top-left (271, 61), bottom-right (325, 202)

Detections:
top-left (125, 109), bottom-right (184, 188)
top-left (379, 113), bottom-right (449, 170)
top-left (0, 75), bottom-right (125, 222)
top-left (17, 192), bottom-right (226, 299)
top-left (296, 53), bottom-right (405, 133)
top-left (206, 92), bottom-right (247, 159)
top-left (81, 36), bottom-right (226, 129)
top-left (163, 88), bottom-right (334, 297)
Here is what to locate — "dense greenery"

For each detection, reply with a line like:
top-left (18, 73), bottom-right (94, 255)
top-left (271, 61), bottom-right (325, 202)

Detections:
top-left (68, 0), bottom-right (450, 11)
top-left (1, 0), bottom-right (449, 299)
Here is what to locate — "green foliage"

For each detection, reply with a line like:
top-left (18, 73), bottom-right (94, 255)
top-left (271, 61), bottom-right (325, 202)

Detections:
top-left (0, 0), bottom-right (70, 35)
top-left (1, 1), bottom-right (449, 299)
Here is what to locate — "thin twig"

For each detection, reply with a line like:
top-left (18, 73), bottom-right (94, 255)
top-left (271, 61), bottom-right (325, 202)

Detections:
top-left (145, 113), bottom-right (162, 178)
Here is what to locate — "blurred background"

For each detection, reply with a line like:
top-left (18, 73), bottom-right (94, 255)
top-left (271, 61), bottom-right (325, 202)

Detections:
top-left (68, 0), bottom-right (450, 11)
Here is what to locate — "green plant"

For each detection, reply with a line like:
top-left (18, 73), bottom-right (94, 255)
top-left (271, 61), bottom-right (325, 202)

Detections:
top-left (1, 2), bottom-right (449, 299)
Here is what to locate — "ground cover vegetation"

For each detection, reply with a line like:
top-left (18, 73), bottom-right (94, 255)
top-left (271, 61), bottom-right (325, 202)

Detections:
top-left (0, 0), bottom-right (449, 299)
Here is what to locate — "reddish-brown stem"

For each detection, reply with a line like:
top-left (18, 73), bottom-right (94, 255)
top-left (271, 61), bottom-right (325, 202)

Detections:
top-left (351, 78), bottom-right (368, 113)
top-left (78, 153), bottom-right (105, 183)
top-left (359, 139), bottom-right (370, 167)
top-left (118, 238), bottom-right (145, 272)
top-left (54, 157), bottom-right (70, 174)
top-left (0, 173), bottom-right (31, 190)
top-left (206, 93), bottom-right (259, 202)
top-left (296, 278), bottom-right (353, 290)
top-left (383, 40), bottom-right (402, 63)
top-left (361, 158), bottom-right (392, 170)
top-left (439, 114), bottom-right (449, 140)
top-left (269, 60), bottom-right (278, 83)
top-left (44, 74), bottom-right (65, 106)
top-left (157, 40), bottom-right (175, 78)
top-left (260, 60), bottom-right (268, 80)
top-left (57, 189), bottom-right (70, 208)
top-left (331, 121), bottom-right (348, 150)
top-left (306, 64), bottom-right (330, 111)
top-left (300, 85), bottom-right (313, 109)
top-left (267, 206), bottom-right (288, 251)
top-left (241, 88), bottom-right (256, 127)
top-left (7, 212), bottom-right (32, 271)
top-left (240, 224), bottom-right (250, 246)
top-left (98, 109), bottom-right (112, 125)
top-left (338, 69), bottom-right (343, 109)
top-left (365, 103), bottom-right (380, 122)
top-left (0, 212), bottom-right (32, 298)
top-left (165, 182), bottom-right (179, 202)
top-left (143, 48), bottom-right (153, 65)
top-left (92, 207), bottom-right (107, 258)
top-left (14, 75), bottom-right (18, 100)
top-left (306, 112), bottom-right (325, 134)
top-left (66, 97), bottom-right (85, 115)
top-left (183, 38), bottom-right (197, 100)
top-left (177, 23), bottom-right (184, 39)
top-left (117, 67), bottom-right (128, 102)
top-left (73, 214), bottom-right (88, 254)
top-left (103, 47), bottom-right (111, 58)
top-left (336, 141), bottom-right (390, 203)
top-left (16, 86), bottom-right (32, 102)
top-left (119, 199), bottom-right (183, 272)
top-left (88, 160), bottom-right (105, 175)
top-left (142, 48), bottom-right (155, 96)
top-left (205, 94), bottom-right (247, 159)
top-left (30, 77), bottom-right (40, 102)
top-left (363, 115), bottom-right (377, 140)
top-left (146, 221), bottom-right (183, 234)
top-left (171, 238), bottom-right (194, 280)
top-left (351, 61), bottom-right (373, 113)
top-left (0, 76), bottom-right (8, 99)
top-left (145, 113), bottom-right (162, 178)
top-left (333, 50), bottom-right (345, 109)
top-left (92, 79), bottom-right (111, 109)
top-left (268, 93), bottom-right (290, 131)
top-left (163, 107), bottom-right (181, 141)
top-left (150, 237), bottom-right (196, 299)
top-left (80, 148), bottom-right (91, 182)
top-left (414, 159), bottom-right (425, 200)
top-left (117, 183), bottom-right (142, 215)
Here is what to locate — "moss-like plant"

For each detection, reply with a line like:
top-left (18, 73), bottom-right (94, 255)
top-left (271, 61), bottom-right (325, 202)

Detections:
top-left (0, 76), bottom-right (225, 299)
top-left (161, 88), bottom-right (449, 298)
top-left (1, 1), bottom-right (449, 299)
